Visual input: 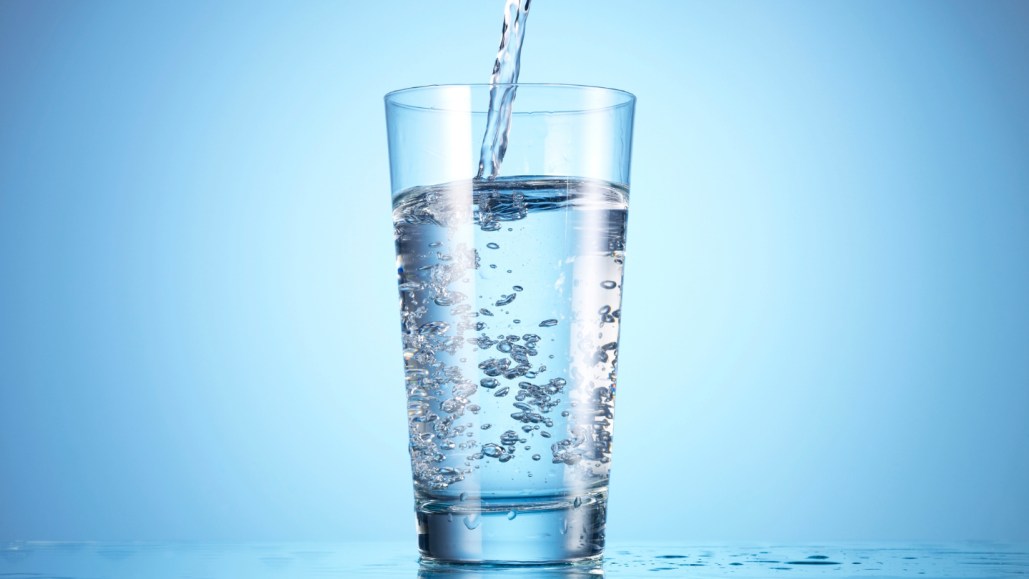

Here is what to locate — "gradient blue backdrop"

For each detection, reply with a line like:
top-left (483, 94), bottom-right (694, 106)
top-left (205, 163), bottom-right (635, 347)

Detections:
top-left (1, 1), bottom-right (1027, 542)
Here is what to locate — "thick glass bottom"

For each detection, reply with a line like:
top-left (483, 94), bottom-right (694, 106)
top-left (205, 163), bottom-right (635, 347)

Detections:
top-left (415, 489), bottom-right (607, 565)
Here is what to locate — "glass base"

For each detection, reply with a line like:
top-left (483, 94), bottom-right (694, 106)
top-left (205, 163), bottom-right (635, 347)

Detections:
top-left (415, 489), bottom-right (607, 565)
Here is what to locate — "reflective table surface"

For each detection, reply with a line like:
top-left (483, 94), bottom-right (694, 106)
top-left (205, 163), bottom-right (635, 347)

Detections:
top-left (2, 541), bottom-right (1026, 578)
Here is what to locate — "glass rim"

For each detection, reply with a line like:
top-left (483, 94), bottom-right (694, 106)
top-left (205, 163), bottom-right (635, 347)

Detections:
top-left (384, 83), bottom-right (636, 114)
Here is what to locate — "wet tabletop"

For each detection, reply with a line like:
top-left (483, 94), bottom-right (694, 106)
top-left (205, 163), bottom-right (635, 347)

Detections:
top-left (2, 541), bottom-right (1026, 578)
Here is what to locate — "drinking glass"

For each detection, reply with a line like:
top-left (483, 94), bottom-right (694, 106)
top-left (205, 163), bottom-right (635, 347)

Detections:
top-left (385, 84), bottom-right (635, 565)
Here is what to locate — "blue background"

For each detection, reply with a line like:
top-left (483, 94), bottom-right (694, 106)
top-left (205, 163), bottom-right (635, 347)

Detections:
top-left (1, 1), bottom-right (1027, 542)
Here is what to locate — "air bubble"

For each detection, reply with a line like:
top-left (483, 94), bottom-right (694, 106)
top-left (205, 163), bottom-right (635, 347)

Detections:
top-left (532, 454), bottom-right (541, 461)
top-left (418, 321), bottom-right (449, 335)
top-left (601, 280), bottom-right (617, 289)
top-left (506, 510), bottom-right (517, 520)
top-left (495, 293), bottom-right (516, 306)
top-left (463, 514), bottom-right (481, 530)
top-left (500, 430), bottom-right (520, 445)
top-left (453, 382), bottom-right (477, 398)
top-left (481, 443), bottom-right (504, 458)
top-left (486, 242), bottom-right (500, 249)
top-left (539, 319), bottom-right (558, 327)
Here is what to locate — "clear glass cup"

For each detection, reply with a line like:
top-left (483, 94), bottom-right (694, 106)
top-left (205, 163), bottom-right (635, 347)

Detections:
top-left (385, 84), bottom-right (635, 565)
